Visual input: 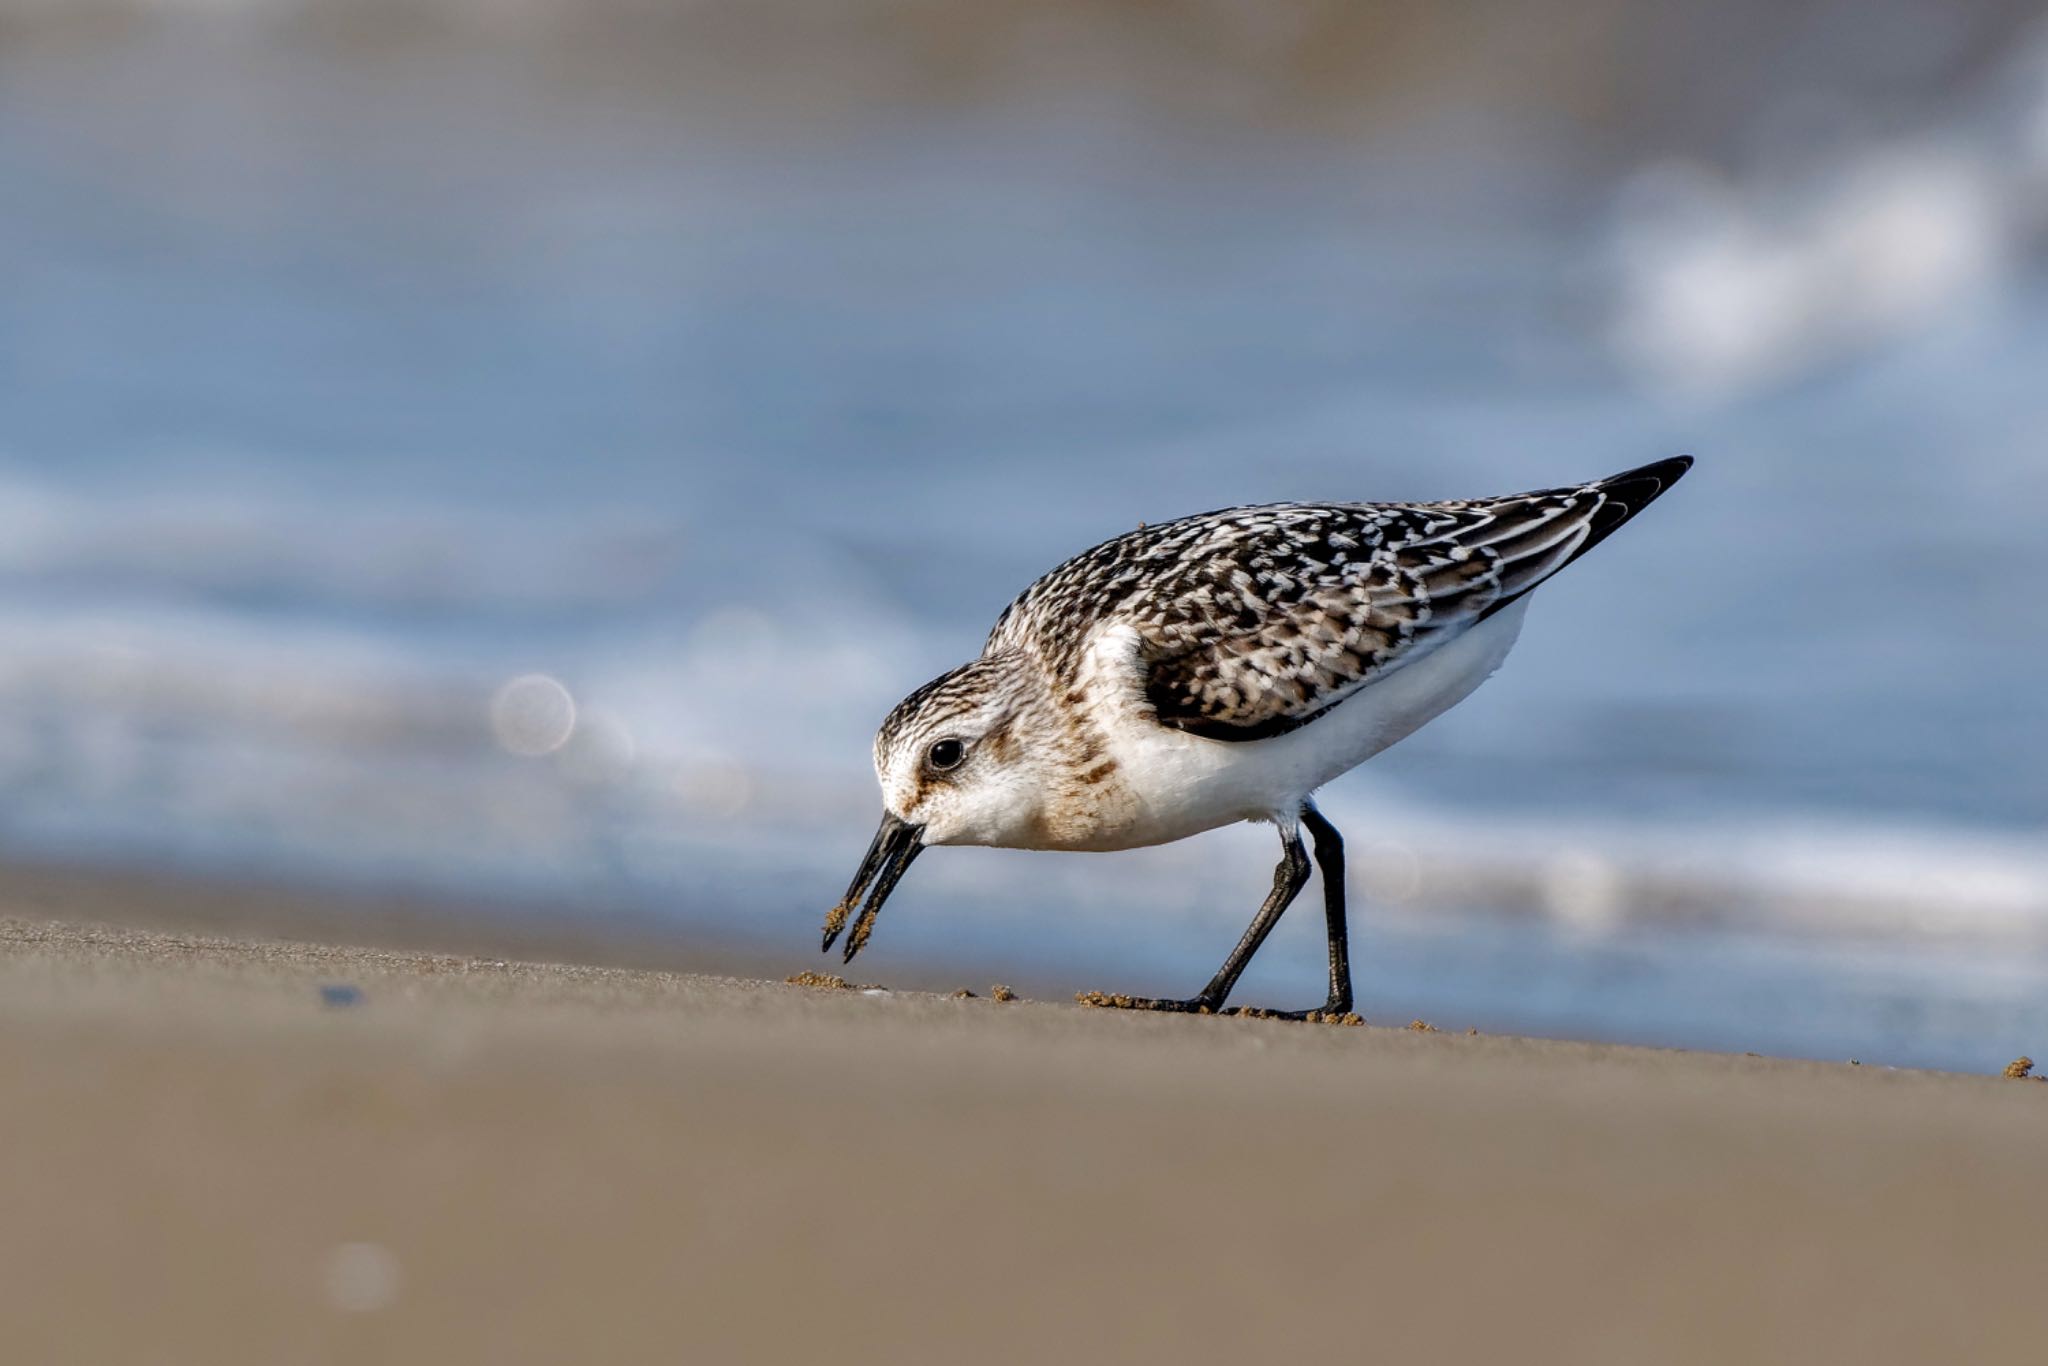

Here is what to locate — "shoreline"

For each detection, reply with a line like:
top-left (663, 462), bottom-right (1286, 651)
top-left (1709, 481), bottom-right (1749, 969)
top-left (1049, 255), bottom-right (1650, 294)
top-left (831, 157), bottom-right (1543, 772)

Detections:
top-left (4, 906), bottom-right (2045, 1363)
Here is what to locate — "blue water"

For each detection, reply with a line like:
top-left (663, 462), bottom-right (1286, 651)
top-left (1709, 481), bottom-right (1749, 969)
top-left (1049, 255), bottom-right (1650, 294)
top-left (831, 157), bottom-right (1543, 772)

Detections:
top-left (2, 26), bottom-right (2045, 1072)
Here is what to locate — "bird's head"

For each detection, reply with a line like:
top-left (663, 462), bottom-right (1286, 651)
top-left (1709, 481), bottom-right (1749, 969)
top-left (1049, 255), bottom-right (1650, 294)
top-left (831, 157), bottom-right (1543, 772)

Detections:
top-left (822, 652), bottom-right (1050, 962)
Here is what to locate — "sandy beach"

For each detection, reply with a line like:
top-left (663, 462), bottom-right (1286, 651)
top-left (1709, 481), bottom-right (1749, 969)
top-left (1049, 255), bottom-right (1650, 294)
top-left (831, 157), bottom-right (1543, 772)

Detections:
top-left (2, 886), bottom-right (2042, 1366)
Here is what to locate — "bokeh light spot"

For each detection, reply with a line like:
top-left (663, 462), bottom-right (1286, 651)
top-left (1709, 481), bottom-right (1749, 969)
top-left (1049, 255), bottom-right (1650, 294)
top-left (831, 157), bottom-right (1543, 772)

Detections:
top-left (323, 1241), bottom-right (401, 1314)
top-left (491, 674), bottom-right (578, 756)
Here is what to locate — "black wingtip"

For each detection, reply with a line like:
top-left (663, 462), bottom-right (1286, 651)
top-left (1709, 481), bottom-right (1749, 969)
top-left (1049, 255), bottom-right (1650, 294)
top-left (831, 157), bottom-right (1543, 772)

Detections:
top-left (1571, 455), bottom-right (1693, 561)
top-left (1602, 454), bottom-right (1694, 494)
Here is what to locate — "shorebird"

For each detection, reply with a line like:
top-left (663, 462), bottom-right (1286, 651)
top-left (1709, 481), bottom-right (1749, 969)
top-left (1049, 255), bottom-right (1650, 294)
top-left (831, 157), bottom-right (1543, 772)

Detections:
top-left (822, 457), bottom-right (1693, 1018)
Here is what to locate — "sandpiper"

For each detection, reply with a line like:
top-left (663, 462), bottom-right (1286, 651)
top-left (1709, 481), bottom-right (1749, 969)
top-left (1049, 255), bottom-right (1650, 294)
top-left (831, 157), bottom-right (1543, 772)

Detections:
top-left (823, 457), bottom-right (1693, 1018)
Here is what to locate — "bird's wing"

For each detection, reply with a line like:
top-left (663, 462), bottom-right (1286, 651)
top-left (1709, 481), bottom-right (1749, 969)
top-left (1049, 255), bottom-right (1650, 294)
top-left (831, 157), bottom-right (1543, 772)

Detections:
top-left (1125, 458), bottom-right (1690, 742)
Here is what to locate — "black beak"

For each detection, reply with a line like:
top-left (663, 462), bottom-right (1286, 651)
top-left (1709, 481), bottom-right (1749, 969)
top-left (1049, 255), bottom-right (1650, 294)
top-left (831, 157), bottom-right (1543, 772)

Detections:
top-left (821, 812), bottom-right (925, 964)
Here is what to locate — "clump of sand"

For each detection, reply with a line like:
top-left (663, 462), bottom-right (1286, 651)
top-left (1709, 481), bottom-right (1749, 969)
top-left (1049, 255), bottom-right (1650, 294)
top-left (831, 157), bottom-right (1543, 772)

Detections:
top-left (785, 971), bottom-right (853, 991)
top-left (1075, 990), bottom-right (1142, 1009)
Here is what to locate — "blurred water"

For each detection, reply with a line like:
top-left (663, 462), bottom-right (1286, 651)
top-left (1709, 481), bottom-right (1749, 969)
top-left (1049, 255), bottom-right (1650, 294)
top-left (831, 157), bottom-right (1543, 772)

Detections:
top-left (2, 13), bottom-right (2046, 1069)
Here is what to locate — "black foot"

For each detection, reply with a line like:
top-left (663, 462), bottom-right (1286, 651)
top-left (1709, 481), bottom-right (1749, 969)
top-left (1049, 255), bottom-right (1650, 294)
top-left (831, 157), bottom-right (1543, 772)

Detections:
top-left (1075, 990), bottom-right (1222, 1014)
top-left (1225, 1002), bottom-right (1364, 1026)
top-left (1075, 990), bottom-right (1363, 1025)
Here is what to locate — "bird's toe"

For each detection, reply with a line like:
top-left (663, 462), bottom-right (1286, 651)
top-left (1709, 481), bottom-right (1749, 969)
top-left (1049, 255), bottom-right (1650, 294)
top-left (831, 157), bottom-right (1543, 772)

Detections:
top-left (1224, 1004), bottom-right (1365, 1025)
top-left (1074, 990), bottom-right (1219, 1014)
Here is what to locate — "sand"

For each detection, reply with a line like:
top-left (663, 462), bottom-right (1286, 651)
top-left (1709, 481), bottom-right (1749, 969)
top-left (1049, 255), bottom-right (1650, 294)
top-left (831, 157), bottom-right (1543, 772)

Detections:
top-left (2, 896), bottom-right (2044, 1366)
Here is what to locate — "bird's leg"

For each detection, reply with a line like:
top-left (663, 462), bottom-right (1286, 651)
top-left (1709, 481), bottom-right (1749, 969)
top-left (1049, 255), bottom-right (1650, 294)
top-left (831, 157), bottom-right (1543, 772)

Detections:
top-left (1078, 824), bottom-right (1310, 1014)
top-left (1252, 800), bottom-right (1355, 1021)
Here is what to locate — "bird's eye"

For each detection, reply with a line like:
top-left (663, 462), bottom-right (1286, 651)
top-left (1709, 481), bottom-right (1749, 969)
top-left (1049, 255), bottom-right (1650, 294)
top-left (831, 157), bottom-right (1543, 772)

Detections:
top-left (927, 738), bottom-right (966, 772)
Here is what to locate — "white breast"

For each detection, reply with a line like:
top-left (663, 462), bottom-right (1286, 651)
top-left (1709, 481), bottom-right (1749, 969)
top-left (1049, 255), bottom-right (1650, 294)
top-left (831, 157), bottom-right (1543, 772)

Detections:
top-left (1070, 597), bottom-right (1530, 851)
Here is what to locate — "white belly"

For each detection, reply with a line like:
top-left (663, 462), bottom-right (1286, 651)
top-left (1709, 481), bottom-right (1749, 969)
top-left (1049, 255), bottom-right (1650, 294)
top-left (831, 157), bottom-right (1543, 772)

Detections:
top-left (1080, 597), bottom-right (1530, 850)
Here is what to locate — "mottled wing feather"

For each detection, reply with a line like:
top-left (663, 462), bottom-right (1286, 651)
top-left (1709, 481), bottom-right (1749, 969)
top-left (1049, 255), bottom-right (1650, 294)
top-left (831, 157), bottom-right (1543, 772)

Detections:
top-left (1135, 501), bottom-right (1538, 741)
top-left (987, 457), bottom-right (1690, 743)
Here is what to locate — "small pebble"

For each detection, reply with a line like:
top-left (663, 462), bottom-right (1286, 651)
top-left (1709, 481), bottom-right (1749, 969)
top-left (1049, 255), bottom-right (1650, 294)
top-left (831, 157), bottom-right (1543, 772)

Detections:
top-left (2003, 1056), bottom-right (2033, 1080)
top-left (319, 984), bottom-right (363, 1008)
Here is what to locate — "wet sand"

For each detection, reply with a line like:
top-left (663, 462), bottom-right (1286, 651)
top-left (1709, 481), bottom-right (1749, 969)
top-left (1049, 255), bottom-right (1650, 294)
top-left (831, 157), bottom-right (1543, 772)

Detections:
top-left (3, 903), bottom-right (2043, 1365)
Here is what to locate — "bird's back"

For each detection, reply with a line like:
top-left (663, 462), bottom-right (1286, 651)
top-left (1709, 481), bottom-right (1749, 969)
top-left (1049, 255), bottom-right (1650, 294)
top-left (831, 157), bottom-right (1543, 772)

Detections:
top-left (986, 457), bottom-right (1692, 744)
